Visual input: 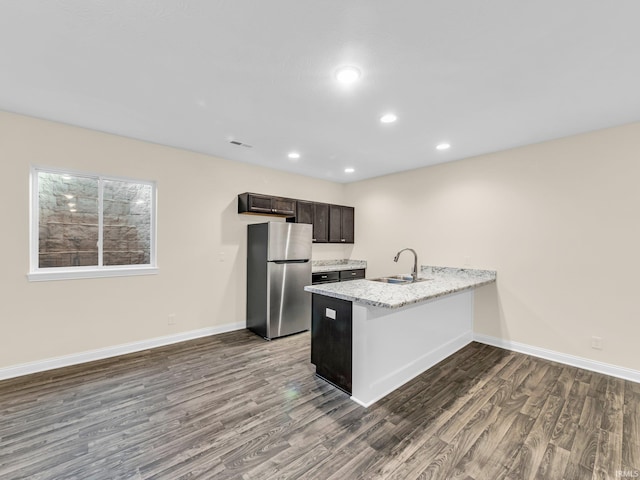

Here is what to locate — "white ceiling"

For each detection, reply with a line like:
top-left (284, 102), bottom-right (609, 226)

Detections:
top-left (2, 1), bottom-right (640, 182)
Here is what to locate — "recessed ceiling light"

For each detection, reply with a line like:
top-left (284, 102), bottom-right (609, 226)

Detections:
top-left (288, 152), bottom-right (300, 159)
top-left (436, 143), bottom-right (451, 151)
top-left (344, 167), bottom-right (355, 173)
top-left (69, 209), bottom-right (77, 213)
top-left (335, 66), bottom-right (361, 85)
top-left (380, 113), bottom-right (397, 124)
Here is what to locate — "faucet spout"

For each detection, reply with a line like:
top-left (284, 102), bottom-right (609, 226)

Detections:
top-left (394, 248), bottom-right (418, 282)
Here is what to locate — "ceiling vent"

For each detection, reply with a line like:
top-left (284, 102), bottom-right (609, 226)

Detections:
top-left (229, 140), bottom-right (253, 148)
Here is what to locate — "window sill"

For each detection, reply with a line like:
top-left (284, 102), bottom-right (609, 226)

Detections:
top-left (27, 266), bottom-right (159, 282)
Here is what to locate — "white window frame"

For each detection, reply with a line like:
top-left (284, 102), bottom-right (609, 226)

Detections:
top-left (28, 165), bottom-right (158, 281)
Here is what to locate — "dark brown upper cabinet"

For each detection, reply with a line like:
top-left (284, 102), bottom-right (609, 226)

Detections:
top-left (329, 205), bottom-right (355, 244)
top-left (294, 200), bottom-right (313, 225)
top-left (289, 200), bottom-right (329, 243)
top-left (240, 192), bottom-right (353, 244)
top-left (312, 202), bottom-right (330, 243)
top-left (238, 193), bottom-right (296, 217)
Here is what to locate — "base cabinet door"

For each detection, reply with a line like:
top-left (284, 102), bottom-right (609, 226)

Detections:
top-left (311, 294), bottom-right (352, 394)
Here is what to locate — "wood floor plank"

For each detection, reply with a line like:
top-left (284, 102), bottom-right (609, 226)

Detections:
top-left (520, 363), bottom-right (564, 418)
top-left (385, 434), bottom-right (449, 480)
top-left (533, 443), bottom-right (571, 480)
top-left (448, 395), bottom-right (529, 479)
top-left (621, 439), bottom-right (640, 477)
top-left (349, 408), bottom-right (450, 479)
top-left (473, 412), bottom-right (536, 480)
top-left (623, 383), bottom-right (640, 447)
top-left (505, 394), bottom-right (565, 480)
top-left (622, 382), bottom-right (640, 475)
top-left (551, 380), bottom-right (589, 451)
top-left (562, 395), bottom-right (603, 480)
top-left (420, 401), bottom-right (502, 480)
top-left (602, 377), bottom-right (625, 437)
top-left (593, 428), bottom-right (622, 480)
top-left (0, 333), bottom-right (637, 479)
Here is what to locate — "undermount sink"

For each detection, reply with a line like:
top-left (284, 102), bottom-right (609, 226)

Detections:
top-left (370, 275), bottom-right (431, 285)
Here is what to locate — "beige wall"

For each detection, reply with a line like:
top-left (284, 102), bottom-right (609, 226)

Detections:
top-left (1, 111), bottom-right (348, 368)
top-left (347, 122), bottom-right (640, 371)
top-left (3, 110), bottom-right (639, 374)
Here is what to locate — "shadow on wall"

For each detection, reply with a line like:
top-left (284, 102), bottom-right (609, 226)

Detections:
top-left (473, 281), bottom-right (507, 341)
top-left (217, 196), bottom-right (284, 328)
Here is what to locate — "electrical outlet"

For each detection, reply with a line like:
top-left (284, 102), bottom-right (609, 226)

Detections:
top-left (168, 314), bottom-right (177, 325)
top-left (463, 256), bottom-right (471, 267)
top-left (591, 336), bottom-right (603, 350)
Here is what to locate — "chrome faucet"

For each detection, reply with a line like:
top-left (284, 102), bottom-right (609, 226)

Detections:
top-left (394, 248), bottom-right (418, 282)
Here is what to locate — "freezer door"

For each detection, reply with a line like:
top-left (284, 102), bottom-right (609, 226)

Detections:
top-left (267, 260), bottom-right (311, 338)
top-left (267, 222), bottom-right (312, 261)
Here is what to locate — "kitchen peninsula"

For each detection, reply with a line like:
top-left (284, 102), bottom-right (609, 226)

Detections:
top-left (304, 266), bottom-right (497, 407)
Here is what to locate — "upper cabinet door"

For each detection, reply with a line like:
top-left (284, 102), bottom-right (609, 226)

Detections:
top-left (238, 193), bottom-right (296, 217)
top-left (295, 200), bottom-right (313, 225)
top-left (341, 206), bottom-right (354, 243)
top-left (292, 201), bottom-right (328, 243)
top-left (313, 203), bottom-right (329, 243)
top-left (245, 193), bottom-right (273, 213)
top-left (328, 205), bottom-right (355, 243)
top-left (328, 204), bottom-right (343, 243)
top-left (271, 197), bottom-right (296, 216)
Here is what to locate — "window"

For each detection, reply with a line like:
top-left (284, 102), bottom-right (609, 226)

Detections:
top-left (29, 166), bottom-right (157, 281)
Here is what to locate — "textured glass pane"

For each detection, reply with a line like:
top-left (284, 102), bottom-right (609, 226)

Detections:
top-left (38, 172), bottom-right (99, 268)
top-left (103, 180), bottom-right (152, 266)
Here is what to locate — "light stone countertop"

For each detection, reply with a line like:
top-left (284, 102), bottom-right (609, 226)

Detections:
top-left (311, 259), bottom-right (367, 273)
top-left (304, 265), bottom-right (496, 309)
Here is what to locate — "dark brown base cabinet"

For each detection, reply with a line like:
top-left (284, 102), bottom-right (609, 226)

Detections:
top-left (312, 268), bottom-right (365, 285)
top-left (339, 268), bottom-right (365, 281)
top-left (311, 294), bottom-right (353, 394)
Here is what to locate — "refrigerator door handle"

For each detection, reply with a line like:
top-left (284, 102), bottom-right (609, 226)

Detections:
top-left (272, 259), bottom-right (309, 264)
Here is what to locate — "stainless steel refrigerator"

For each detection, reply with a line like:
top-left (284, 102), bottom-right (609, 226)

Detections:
top-left (246, 222), bottom-right (312, 339)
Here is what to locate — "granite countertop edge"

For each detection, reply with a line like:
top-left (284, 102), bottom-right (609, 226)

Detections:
top-left (304, 266), bottom-right (497, 309)
top-left (311, 259), bottom-right (367, 273)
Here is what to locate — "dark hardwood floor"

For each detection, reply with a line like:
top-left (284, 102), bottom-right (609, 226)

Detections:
top-left (0, 330), bottom-right (638, 479)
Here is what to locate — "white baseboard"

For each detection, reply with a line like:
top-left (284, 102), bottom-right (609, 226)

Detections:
top-left (0, 322), bottom-right (245, 381)
top-left (5, 325), bottom-right (639, 386)
top-left (474, 333), bottom-right (640, 383)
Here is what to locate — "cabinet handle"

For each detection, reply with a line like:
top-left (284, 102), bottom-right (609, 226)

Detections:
top-left (312, 238), bottom-right (317, 241)
top-left (341, 239), bottom-right (346, 242)
top-left (351, 272), bottom-right (357, 276)
top-left (321, 275), bottom-right (328, 279)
